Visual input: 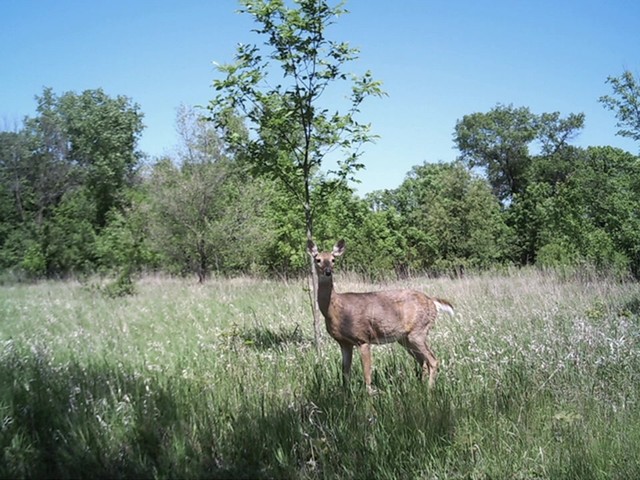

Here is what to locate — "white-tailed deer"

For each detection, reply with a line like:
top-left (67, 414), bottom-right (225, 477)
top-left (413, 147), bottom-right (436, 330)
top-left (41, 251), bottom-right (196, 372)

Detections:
top-left (307, 239), bottom-right (454, 392)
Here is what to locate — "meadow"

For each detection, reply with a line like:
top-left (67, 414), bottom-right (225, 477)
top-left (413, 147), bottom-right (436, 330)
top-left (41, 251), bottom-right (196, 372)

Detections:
top-left (1, 269), bottom-right (639, 479)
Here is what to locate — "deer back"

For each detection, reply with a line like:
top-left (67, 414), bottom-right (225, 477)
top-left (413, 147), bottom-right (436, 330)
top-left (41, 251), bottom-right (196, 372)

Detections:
top-left (324, 289), bottom-right (438, 345)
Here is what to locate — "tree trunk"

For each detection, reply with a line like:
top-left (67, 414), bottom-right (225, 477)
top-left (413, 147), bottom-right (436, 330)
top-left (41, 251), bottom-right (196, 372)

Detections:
top-left (307, 251), bottom-right (322, 353)
top-left (197, 238), bottom-right (207, 284)
top-left (304, 197), bottom-right (322, 354)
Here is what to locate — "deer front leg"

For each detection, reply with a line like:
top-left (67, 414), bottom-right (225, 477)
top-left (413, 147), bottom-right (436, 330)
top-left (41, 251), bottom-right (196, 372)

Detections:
top-left (358, 343), bottom-right (374, 393)
top-left (340, 343), bottom-right (353, 387)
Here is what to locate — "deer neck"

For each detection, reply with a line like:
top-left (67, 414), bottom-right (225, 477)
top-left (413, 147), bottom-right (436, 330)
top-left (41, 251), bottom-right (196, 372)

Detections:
top-left (316, 275), bottom-right (335, 318)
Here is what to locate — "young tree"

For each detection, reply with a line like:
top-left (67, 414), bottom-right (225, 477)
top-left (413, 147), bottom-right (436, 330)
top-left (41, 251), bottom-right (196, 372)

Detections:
top-left (147, 157), bottom-right (229, 282)
top-left (147, 107), bottom-right (274, 282)
top-left (600, 70), bottom-right (640, 143)
top-left (208, 0), bottom-right (385, 350)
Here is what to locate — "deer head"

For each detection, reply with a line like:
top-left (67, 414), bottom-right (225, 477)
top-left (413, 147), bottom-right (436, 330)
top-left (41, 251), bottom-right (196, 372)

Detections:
top-left (307, 239), bottom-right (345, 280)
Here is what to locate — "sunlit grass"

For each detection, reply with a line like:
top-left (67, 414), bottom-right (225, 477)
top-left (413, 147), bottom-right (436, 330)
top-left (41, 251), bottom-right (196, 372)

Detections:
top-left (1, 269), bottom-right (639, 478)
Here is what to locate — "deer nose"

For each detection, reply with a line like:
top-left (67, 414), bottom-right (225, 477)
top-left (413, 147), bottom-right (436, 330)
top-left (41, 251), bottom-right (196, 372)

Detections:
top-left (324, 268), bottom-right (332, 276)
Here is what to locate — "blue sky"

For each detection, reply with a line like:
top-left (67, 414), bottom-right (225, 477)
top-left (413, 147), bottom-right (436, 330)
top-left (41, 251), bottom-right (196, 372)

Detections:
top-left (2, 0), bottom-right (638, 194)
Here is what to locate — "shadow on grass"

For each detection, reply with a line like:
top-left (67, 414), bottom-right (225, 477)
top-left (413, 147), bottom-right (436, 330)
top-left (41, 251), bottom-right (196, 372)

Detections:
top-left (292, 362), bottom-right (456, 478)
top-left (0, 345), bottom-right (213, 479)
top-left (622, 296), bottom-right (640, 317)
top-left (0, 344), bottom-right (287, 479)
top-left (239, 324), bottom-right (308, 351)
top-left (0, 344), bottom-right (457, 479)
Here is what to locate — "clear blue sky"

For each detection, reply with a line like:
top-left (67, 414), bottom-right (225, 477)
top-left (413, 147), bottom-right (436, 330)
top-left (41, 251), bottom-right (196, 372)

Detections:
top-left (2, 0), bottom-right (638, 194)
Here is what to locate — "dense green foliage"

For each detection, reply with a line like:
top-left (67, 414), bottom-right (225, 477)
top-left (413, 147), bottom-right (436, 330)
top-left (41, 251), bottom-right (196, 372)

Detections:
top-left (1, 87), bottom-right (639, 281)
top-left (511, 146), bottom-right (640, 276)
top-left (2, 271), bottom-right (640, 478)
top-left (369, 162), bottom-right (513, 275)
top-left (0, 88), bottom-right (144, 279)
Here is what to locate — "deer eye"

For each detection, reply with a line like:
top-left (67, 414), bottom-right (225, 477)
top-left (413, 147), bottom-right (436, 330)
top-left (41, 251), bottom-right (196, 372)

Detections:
top-left (315, 258), bottom-right (321, 264)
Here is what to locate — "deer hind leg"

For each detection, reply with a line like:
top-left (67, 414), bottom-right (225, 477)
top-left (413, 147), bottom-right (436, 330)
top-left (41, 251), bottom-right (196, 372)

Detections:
top-left (400, 336), bottom-right (439, 388)
top-left (422, 343), bottom-right (439, 388)
top-left (340, 343), bottom-right (354, 387)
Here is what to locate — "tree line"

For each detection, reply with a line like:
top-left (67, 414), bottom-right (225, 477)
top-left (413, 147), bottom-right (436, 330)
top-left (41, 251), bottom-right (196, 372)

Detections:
top-left (1, 0), bottom-right (639, 286)
top-left (1, 78), bottom-right (638, 285)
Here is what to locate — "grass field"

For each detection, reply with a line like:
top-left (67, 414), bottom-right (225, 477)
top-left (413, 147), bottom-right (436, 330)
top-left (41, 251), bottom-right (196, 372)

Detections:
top-left (1, 269), bottom-right (640, 479)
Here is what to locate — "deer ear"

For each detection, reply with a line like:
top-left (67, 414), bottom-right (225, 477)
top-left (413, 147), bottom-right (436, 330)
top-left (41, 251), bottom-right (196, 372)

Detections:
top-left (333, 239), bottom-right (345, 257)
top-left (307, 239), bottom-right (318, 257)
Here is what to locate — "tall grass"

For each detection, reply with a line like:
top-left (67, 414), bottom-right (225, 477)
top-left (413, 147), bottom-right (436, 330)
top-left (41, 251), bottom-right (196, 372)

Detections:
top-left (1, 270), bottom-right (639, 478)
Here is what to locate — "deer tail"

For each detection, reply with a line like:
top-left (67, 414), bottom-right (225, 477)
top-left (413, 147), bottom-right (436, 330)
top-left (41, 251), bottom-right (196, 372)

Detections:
top-left (433, 298), bottom-right (455, 316)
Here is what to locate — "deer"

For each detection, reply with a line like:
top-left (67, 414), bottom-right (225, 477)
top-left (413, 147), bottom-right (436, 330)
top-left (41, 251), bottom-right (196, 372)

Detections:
top-left (307, 239), bottom-right (454, 392)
